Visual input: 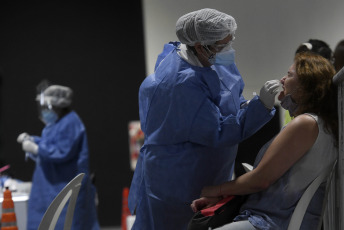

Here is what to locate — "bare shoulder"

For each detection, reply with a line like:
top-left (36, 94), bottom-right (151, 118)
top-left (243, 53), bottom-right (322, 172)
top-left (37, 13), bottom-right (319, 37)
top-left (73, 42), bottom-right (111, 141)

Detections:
top-left (286, 114), bottom-right (318, 138)
top-left (291, 114), bottom-right (317, 127)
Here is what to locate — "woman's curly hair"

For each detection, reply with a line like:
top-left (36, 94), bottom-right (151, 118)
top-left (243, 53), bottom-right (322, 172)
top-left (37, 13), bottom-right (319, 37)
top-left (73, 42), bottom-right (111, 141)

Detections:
top-left (293, 52), bottom-right (338, 144)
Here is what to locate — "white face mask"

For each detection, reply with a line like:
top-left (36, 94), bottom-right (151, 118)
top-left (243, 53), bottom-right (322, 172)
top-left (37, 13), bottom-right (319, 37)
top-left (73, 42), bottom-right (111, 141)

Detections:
top-left (41, 109), bottom-right (58, 125)
top-left (204, 43), bottom-right (236, 66)
top-left (280, 94), bottom-right (298, 116)
top-left (209, 48), bottom-right (235, 66)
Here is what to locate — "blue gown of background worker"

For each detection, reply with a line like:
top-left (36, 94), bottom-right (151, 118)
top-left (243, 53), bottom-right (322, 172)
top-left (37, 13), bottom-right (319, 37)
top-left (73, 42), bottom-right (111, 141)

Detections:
top-left (27, 111), bottom-right (100, 230)
top-left (129, 39), bottom-right (276, 229)
top-left (18, 85), bottom-right (100, 230)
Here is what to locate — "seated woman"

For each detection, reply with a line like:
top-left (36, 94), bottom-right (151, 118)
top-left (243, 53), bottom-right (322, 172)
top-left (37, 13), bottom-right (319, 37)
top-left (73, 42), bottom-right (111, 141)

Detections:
top-left (190, 52), bottom-right (338, 230)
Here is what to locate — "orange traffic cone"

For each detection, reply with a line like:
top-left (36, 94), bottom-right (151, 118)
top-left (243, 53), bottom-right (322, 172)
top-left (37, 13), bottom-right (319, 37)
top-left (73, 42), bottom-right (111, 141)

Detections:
top-left (121, 187), bottom-right (130, 230)
top-left (1, 187), bottom-right (18, 230)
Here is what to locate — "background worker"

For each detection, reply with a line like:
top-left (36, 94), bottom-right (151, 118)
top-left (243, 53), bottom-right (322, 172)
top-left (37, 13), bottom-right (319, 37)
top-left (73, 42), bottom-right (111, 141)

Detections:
top-left (17, 83), bottom-right (100, 230)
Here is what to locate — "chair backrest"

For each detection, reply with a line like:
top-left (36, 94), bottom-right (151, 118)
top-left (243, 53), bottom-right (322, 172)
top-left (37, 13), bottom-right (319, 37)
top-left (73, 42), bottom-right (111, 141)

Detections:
top-left (287, 160), bottom-right (337, 230)
top-left (241, 163), bottom-right (253, 173)
top-left (38, 173), bottom-right (85, 230)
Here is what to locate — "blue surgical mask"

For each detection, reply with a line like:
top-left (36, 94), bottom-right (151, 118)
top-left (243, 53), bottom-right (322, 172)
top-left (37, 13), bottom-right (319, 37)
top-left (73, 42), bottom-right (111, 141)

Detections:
top-left (209, 48), bottom-right (235, 66)
top-left (280, 94), bottom-right (298, 116)
top-left (41, 109), bottom-right (58, 125)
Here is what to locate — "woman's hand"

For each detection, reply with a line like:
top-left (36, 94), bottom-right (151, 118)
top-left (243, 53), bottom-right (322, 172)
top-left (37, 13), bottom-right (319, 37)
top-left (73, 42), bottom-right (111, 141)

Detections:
top-left (190, 196), bottom-right (221, 212)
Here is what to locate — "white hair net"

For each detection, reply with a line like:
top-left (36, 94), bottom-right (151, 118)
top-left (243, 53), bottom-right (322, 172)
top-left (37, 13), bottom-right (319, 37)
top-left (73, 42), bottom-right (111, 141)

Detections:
top-left (36, 85), bottom-right (73, 108)
top-left (176, 8), bottom-right (237, 46)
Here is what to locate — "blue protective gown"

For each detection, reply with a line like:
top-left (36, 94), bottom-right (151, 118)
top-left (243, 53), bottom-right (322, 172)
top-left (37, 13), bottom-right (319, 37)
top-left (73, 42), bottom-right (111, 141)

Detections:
top-left (27, 111), bottom-right (100, 230)
top-left (128, 42), bottom-right (275, 230)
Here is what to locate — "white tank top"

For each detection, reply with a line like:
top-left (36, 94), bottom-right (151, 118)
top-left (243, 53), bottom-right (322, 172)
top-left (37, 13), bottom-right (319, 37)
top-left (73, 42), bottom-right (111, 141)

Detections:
top-left (236, 113), bottom-right (338, 230)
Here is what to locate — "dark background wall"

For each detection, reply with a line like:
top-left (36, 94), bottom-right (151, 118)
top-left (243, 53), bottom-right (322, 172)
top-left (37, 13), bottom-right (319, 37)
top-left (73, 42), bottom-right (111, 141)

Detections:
top-left (235, 106), bottom-right (280, 177)
top-left (0, 1), bottom-right (145, 226)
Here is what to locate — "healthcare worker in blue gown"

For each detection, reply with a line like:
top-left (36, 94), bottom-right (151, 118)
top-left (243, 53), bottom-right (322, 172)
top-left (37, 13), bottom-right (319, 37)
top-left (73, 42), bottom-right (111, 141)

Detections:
top-left (128, 8), bottom-right (280, 230)
top-left (17, 84), bottom-right (100, 230)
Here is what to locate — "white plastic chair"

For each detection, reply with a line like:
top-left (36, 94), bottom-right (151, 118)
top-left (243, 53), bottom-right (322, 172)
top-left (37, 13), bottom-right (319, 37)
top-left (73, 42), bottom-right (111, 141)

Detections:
top-left (126, 215), bottom-right (136, 230)
top-left (38, 173), bottom-right (85, 230)
top-left (287, 160), bottom-right (337, 230)
top-left (241, 163), bottom-right (253, 173)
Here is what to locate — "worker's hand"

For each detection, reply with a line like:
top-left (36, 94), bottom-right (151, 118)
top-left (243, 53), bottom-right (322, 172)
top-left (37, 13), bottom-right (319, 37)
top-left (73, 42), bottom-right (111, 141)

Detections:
top-left (259, 80), bottom-right (281, 109)
top-left (22, 140), bottom-right (38, 154)
top-left (17, 132), bottom-right (33, 143)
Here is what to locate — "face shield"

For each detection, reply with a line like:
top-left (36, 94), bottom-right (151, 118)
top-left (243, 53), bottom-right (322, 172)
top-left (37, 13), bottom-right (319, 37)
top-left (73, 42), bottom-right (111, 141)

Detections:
top-left (203, 36), bottom-right (236, 66)
top-left (36, 92), bottom-right (59, 125)
top-left (35, 83), bottom-right (73, 125)
top-left (212, 36), bottom-right (235, 52)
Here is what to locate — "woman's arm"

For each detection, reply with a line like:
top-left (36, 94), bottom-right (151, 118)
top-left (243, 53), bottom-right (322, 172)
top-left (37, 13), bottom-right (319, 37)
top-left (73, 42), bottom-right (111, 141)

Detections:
top-left (201, 114), bottom-right (319, 197)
